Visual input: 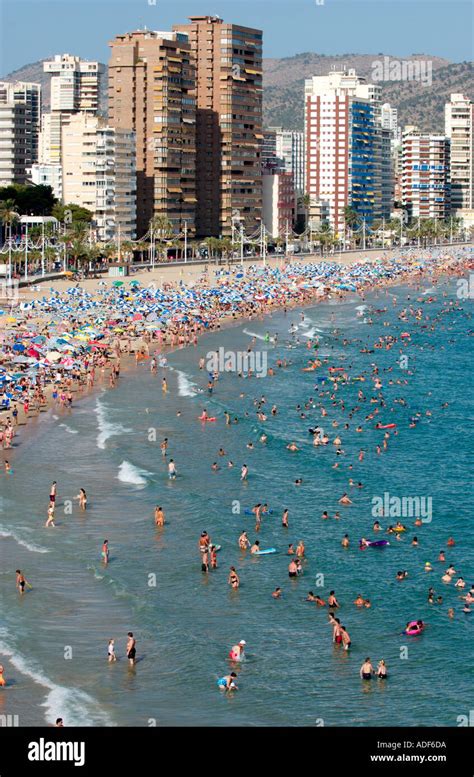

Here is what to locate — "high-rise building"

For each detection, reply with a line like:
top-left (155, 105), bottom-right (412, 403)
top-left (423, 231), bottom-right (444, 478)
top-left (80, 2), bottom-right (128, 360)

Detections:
top-left (0, 82), bottom-right (41, 165)
top-left (273, 128), bottom-right (305, 195)
top-left (44, 54), bottom-right (104, 114)
top-left (62, 113), bottom-right (136, 240)
top-left (262, 128), bottom-right (279, 170)
top-left (39, 55), bottom-right (104, 169)
top-left (262, 170), bottom-right (295, 238)
top-left (0, 99), bottom-right (27, 186)
top-left (29, 163), bottom-right (63, 199)
top-left (381, 103), bottom-right (401, 147)
top-left (173, 15), bottom-right (263, 237)
top-left (401, 126), bottom-right (451, 220)
top-left (108, 29), bottom-right (196, 238)
top-left (445, 93), bottom-right (473, 213)
top-left (305, 70), bottom-right (378, 232)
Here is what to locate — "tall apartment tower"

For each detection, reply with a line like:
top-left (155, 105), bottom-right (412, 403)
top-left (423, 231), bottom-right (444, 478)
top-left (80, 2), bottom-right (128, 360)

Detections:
top-left (0, 100), bottom-right (27, 186)
top-left (62, 113), bottom-right (136, 241)
top-left (0, 82), bottom-right (41, 166)
top-left (40, 54), bottom-right (104, 169)
top-left (445, 93), bottom-right (474, 213)
top-left (44, 54), bottom-right (103, 114)
top-left (274, 128), bottom-right (305, 195)
top-left (108, 29), bottom-right (196, 238)
top-left (305, 69), bottom-right (392, 232)
top-left (401, 126), bottom-right (451, 220)
top-left (173, 15), bottom-right (263, 238)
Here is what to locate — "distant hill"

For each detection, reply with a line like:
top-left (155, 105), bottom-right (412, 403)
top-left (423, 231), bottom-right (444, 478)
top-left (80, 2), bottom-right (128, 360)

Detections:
top-left (2, 53), bottom-right (473, 132)
top-left (263, 53), bottom-right (473, 132)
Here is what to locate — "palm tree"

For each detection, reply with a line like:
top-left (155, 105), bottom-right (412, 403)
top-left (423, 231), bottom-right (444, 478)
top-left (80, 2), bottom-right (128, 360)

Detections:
top-left (150, 215), bottom-right (174, 263)
top-left (0, 199), bottom-right (19, 279)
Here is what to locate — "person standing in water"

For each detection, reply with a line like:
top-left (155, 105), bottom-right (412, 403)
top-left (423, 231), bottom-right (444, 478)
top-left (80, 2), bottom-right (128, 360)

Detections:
top-left (107, 639), bottom-right (117, 663)
top-left (49, 481), bottom-right (57, 508)
top-left (360, 658), bottom-right (375, 680)
top-left (45, 504), bottom-right (55, 528)
top-left (154, 506), bottom-right (165, 526)
top-left (0, 664), bottom-right (6, 687)
top-left (168, 459), bottom-right (177, 479)
top-left (16, 569), bottom-right (30, 595)
top-left (74, 488), bottom-right (87, 511)
top-left (101, 540), bottom-right (109, 566)
top-left (126, 632), bottom-right (136, 665)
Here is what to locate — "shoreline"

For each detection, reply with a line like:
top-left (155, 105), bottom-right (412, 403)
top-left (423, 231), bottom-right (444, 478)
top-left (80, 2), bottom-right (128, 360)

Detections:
top-left (1, 246), bottom-right (472, 448)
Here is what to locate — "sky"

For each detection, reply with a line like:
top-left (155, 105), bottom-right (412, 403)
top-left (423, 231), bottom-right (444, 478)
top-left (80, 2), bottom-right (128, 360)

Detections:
top-left (1, 0), bottom-right (472, 75)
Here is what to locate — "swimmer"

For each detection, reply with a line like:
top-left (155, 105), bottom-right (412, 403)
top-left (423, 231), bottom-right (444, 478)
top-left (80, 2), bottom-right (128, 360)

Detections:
top-left (376, 660), bottom-right (387, 679)
top-left (0, 664), bottom-right (6, 687)
top-left (373, 521), bottom-right (382, 532)
top-left (341, 534), bottom-right (349, 548)
top-left (339, 493), bottom-right (352, 505)
top-left (229, 640), bottom-right (246, 661)
top-left (168, 459), bottom-right (177, 479)
top-left (107, 639), bottom-right (117, 663)
top-left (154, 506), bottom-right (165, 526)
top-left (250, 541), bottom-right (260, 554)
top-left (294, 478), bottom-right (303, 486)
top-left (282, 509), bottom-right (289, 528)
top-left (101, 540), bottom-right (109, 565)
top-left (288, 559), bottom-right (298, 578)
top-left (74, 488), bottom-right (87, 511)
top-left (160, 438), bottom-right (168, 456)
top-left (272, 587), bottom-right (282, 598)
top-left (45, 504), bottom-right (55, 528)
top-left (448, 608), bottom-right (454, 619)
top-left (228, 567), bottom-right (240, 589)
top-left (126, 632), bottom-right (136, 665)
top-left (295, 540), bottom-right (305, 557)
top-left (341, 626), bottom-right (351, 651)
top-left (239, 531), bottom-right (250, 550)
top-left (447, 537), bottom-right (455, 547)
top-left (287, 544), bottom-right (295, 555)
top-left (16, 569), bottom-right (30, 594)
top-left (241, 464), bottom-right (248, 481)
top-left (328, 591), bottom-right (339, 609)
top-left (286, 442), bottom-right (299, 452)
top-left (360, 658), bottom-right (374, 680)
top-left (217, 672), bottom-right (237, 691)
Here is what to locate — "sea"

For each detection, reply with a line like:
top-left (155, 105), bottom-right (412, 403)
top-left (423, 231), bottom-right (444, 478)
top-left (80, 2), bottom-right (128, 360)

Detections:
top-left (0, 274), bottom-right (472, 727)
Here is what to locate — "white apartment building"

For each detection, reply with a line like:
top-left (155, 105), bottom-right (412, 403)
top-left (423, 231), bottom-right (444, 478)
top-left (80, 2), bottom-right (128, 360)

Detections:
top-left (381, 102), bottom-right (401, 147)
top-left (0, 101), bottom-right (27, 185)
top-left (402, 126), bottom-right (451, 220)
top-left (0, 81), bottom-right (41, 165)
top-left (262, 170), bottom-right (295, 238)
top-left (29, 162), bottom-right (62, 199)
top-left (304, 69), bottom-right (390, 232)
top-left (445, 93), bottom-right (473, 213)
top-left (272, 128), bottom-right (305, 195)
top-left (62, 114), bottom-right (136, 241)
top-left (39, 54), bottom-right (104, 168)
top-left (44, 54), bottom-right (104, 114)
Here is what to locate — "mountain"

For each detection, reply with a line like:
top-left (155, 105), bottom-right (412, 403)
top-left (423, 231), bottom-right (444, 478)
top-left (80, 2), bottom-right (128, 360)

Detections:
top-left (2, 53), bottom-right (473, 132)
top-left (263, 53), bottom-right (473, 132)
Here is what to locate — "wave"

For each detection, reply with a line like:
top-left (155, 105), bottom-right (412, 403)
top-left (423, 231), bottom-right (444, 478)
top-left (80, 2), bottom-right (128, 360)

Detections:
top-left (176, 370), bottom-right (198, 397)
top-left (243, 328), bottom-right (267, 342)
top-left (59, 423), bottom-right (78, 434)
top-left (95, 398), bottom-right (131, 450)
top-left (0, 627), bottom-right (112, 726)
top-left (0, 526), bottom-right (49, 554)
top-left (117, 460), bottom-right (152, 487)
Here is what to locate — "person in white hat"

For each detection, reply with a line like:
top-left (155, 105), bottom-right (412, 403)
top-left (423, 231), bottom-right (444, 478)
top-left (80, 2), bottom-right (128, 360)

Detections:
top-left (229, 640), bottom-right (246, 661)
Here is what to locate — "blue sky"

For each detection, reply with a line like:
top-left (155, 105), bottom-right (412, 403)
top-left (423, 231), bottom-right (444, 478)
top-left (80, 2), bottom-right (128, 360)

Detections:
top-left (1, 0), bottom-right (472, 75)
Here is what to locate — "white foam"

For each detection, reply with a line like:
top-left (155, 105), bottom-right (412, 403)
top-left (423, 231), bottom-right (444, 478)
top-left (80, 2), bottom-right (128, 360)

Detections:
top-left (176, 370), bottom-right (198, 397)
top-left (0, 627), bottom-right (112, 726)
top-left (59, 423), bottom-right (78, 434)
top-left (95, 398), bottom-right (131, 450)
top-left (117, 460), bottom-right (152, 487)
top-left (243, 328), bottom-right (267, 341)
top-left (0, 526), bottom-right (49, 554)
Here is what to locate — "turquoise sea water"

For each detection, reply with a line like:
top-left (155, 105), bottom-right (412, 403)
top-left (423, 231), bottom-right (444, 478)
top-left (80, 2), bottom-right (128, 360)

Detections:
top-left (0, 275), bottom-right (473, 727)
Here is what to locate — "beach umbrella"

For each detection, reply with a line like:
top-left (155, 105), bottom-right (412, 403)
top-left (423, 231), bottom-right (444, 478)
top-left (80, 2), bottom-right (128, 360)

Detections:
top-left (45, 351), bottom-right (61, 362)
top-left (12, 343), bottom-right (26, 352)
top-left (113, 281), bottom-right (124, 288)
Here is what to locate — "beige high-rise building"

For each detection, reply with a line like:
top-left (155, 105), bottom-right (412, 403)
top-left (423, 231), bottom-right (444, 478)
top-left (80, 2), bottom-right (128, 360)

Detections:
top-left (39, 55), bottom-right (104, 168)
top-left (108, 29), bottom-right (196, 238)
top-left (62, 113), bottom-right (136, 241)
top-left (173, 15), bottom-right (263, 237)
top-left (445, 93), bottom-right (474, 213)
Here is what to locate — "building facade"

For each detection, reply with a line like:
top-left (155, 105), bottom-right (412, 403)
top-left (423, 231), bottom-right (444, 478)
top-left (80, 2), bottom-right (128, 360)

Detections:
top-left (305, 69), bottom-right (392, 232)
top-left (0, 81), bottom-right (41, 167)
top-left (62, 113), bottom-right (136, 240)
top-left (29, 162), bottom-right (63, 199)
top-left (262, 170), bottom-right (295, 238)
top-left (173, 15), bottom-right (263, 238)
top-left (0, 100), bottom-right (27, 186)
top-left (44, 54), bottom-right (104, 114)
top-left (108, 29), bottom-right (196, 238)
top-left (445, 93), bottom-right (473, 213)
top-left (274, 128), bottom-right (305, 195)
top-left (401, 126), bottom-right (451, 220)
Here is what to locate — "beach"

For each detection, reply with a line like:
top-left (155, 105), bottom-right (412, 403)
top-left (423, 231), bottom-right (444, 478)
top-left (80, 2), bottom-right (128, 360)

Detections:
top-left (0, 248), bottom-right (473, 727)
